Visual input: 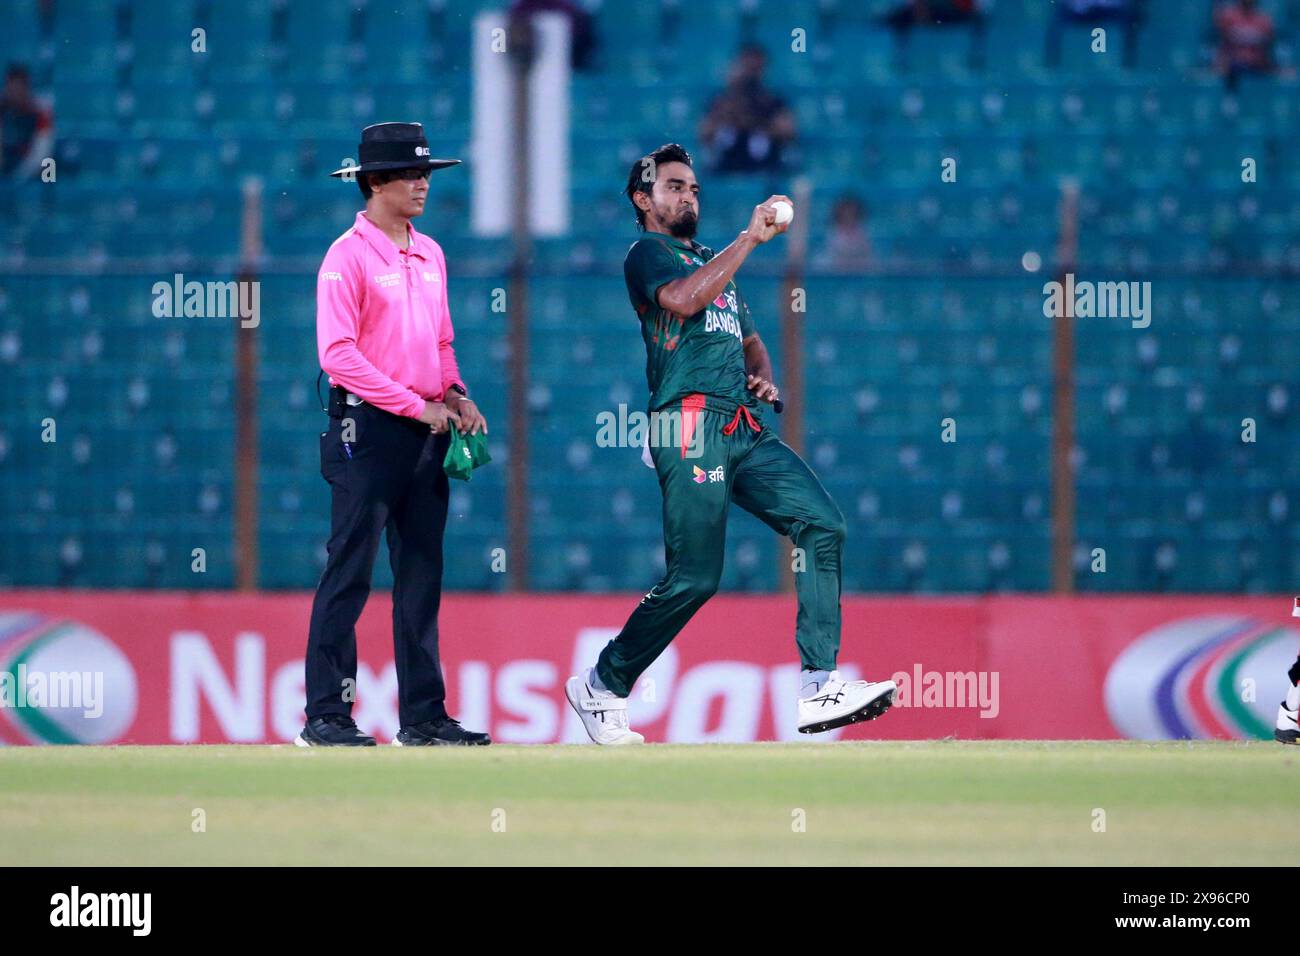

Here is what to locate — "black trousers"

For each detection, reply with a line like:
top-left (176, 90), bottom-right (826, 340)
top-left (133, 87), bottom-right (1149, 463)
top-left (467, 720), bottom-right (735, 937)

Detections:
top-left (305, 402), bottom-right (452, 727)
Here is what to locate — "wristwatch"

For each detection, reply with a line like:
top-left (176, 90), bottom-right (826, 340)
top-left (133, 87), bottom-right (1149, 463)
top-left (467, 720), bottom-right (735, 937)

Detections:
top-left (448, 384), bottom-right (468, 398)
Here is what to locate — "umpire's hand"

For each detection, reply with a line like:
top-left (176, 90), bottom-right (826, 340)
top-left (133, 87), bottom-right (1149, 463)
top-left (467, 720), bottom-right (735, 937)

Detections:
top-left (444, 393), bottom-right (488, 435)
top-left (418, 400), bottom-right (462, 435)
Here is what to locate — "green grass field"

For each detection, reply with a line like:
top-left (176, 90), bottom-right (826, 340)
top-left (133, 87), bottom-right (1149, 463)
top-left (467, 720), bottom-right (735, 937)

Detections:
top-left (1, 741), bottom-right (1294, 866)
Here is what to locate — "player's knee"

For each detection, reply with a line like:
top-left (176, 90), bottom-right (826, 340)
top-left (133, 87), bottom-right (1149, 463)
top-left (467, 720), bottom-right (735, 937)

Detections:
top-left (682, 572), bottom-right (721, 605)
top-left (817, 509), bottom-right (847, 546)
top-left (831, 514), bottom-right (847, 544)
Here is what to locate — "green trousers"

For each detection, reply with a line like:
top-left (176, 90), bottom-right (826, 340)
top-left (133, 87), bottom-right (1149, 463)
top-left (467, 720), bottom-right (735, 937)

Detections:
top-left (596, 396), bottom-right (846, 697)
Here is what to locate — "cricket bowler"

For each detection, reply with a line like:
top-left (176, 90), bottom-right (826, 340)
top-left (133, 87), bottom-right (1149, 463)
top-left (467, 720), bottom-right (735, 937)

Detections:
top-left (1277, 659), bottom-right (1299, 744)
top-left (1278, 606), bottom-right (1300, 744)
top-left (565, 143), bottom-right (898, 745)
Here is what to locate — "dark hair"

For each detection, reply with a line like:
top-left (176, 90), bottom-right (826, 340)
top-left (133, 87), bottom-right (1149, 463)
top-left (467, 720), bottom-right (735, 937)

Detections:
top-left (625, 143), bottom-right (693, 230)
top-left (6, 63), bottom-right (30, 83)
top-left (358, 170), bottom-right (396, 200)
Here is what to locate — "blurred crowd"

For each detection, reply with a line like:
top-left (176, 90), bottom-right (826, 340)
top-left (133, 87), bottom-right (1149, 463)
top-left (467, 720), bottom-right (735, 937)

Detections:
top-left (0, 63), bottom-right (54, 179)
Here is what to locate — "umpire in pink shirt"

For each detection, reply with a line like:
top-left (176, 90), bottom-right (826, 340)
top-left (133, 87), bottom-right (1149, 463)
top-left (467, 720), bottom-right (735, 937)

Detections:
top-left (297, 122), bottom-right (490, 747)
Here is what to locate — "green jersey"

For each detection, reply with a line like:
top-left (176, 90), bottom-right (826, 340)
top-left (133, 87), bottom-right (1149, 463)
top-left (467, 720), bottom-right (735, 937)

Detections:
top-left (624, 230), bottom-right (758, 412)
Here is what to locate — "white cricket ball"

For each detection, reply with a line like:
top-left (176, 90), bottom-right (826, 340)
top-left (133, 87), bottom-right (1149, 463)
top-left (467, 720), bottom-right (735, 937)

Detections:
top-left (771, 200), bottom-right (794, 225)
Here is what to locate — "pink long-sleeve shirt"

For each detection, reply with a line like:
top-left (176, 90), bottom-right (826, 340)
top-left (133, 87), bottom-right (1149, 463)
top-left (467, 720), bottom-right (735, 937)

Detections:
top-left (317, 211), bottom-right (465, 418)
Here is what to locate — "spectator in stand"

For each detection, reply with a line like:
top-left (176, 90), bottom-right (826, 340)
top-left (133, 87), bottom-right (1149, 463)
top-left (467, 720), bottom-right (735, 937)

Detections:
top-left (1213, 0), bottom-right (1277, 89)
top-left (508, 0), bottom-right (598, 71)
top-left (1045, 0), bottom-right (1142, 69)
top-left (882, 0), bottom-right (984, 28)
top-left (0, 64), bottom-right (54, 179)
top-left (880, 0), bottom-right (987, 69)
top-left (814, 196), bottom-right (875, 273)
top-left (698, 44), bottom-right (797, 174)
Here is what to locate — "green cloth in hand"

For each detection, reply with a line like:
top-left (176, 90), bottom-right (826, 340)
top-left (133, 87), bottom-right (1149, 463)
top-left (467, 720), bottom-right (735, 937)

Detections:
top-left (443, 427), bottom-right (492, 481)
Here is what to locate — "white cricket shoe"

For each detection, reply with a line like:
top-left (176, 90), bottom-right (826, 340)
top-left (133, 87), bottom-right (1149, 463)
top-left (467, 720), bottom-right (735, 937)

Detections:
top-left (797, 671), bottom-right (897, 734)
top-left (1276, 702), bottom-right (1299, 745)
top-left (565, 668), bottom-right (645, 746)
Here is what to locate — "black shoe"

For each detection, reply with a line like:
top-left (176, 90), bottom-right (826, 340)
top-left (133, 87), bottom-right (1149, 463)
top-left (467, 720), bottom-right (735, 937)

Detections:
top-left (393, 717), bottom-right (491, 747)
top-left (295, 715), bottom-right (377, 747)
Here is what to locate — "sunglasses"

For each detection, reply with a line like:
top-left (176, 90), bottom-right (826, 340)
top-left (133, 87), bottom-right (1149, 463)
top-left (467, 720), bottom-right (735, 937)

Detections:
top-left (388, 167), bottom-right (432, 182)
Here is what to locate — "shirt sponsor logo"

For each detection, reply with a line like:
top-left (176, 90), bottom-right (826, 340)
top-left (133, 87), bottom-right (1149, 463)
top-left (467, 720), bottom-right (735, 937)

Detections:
top-left (374, 272), bottom-right (401, 288)
top-left (321, 271), bottom-right (343, 281)
top-left (422, 271), bottom-right (440, 283)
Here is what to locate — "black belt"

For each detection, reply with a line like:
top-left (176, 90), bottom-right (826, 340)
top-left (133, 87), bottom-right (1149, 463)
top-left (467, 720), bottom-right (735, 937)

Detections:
top-left (326, 386), bottom-right (435, 439)
top-left (327, 385), bottom-right (365, 419)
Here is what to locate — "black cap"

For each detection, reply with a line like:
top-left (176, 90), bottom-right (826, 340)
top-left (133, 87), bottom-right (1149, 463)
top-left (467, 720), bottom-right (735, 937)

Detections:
top-left (330, 122), bottom-right (460, 178)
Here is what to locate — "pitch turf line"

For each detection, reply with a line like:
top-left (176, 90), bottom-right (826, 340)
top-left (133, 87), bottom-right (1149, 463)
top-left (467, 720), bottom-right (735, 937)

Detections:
top-left (0, 742), bottom-right (1294, 866)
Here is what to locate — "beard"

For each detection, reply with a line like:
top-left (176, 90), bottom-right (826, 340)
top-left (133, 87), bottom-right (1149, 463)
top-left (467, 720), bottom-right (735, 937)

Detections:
top-left (665, 205), bottom-right (698, 239)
